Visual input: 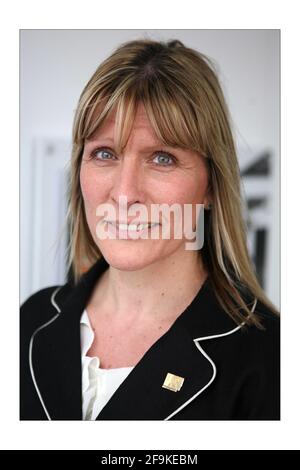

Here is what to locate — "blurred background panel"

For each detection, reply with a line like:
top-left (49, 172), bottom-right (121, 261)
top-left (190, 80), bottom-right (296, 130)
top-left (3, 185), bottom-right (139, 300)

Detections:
top-left (20, 29), bottom-right (280, 307)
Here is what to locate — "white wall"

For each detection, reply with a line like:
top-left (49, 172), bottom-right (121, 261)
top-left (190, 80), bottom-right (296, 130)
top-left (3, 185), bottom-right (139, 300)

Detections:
top-left (20, 29), bottom-right (280, 306)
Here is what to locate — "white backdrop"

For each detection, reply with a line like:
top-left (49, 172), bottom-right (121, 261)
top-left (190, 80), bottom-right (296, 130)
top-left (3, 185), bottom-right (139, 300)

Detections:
top-left (20, 29), bottom-right (280, 306)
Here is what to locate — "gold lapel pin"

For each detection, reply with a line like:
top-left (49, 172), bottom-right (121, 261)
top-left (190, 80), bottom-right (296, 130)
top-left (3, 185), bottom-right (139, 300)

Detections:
top-left (162, 373), bottom-right (185, 392)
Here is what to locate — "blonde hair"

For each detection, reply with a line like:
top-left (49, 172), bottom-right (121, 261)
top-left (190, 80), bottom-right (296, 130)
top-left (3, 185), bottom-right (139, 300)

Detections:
top-left (67, 38), bottom-right (279, 327)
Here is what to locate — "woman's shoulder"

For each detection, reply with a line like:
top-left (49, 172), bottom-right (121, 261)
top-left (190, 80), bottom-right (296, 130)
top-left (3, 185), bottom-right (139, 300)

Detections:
top-left (207, 279), bottom-right (280, 349)
top-left (231, 298), bottom-right (280, 367)
top-left (20, 282), bottom-right (73, 332)
top-left (210, 298), bottom-right (280, 419)
top-left (211, 295), bottom-right (280, 367)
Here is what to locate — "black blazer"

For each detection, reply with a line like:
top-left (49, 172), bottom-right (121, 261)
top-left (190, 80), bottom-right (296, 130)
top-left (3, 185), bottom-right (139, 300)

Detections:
top-left (20, 256), bottom-right (280, 420)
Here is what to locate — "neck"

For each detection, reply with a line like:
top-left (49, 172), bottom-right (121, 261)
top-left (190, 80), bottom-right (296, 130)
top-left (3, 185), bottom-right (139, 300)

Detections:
top-left (90, 249), bottom-right (208, 323)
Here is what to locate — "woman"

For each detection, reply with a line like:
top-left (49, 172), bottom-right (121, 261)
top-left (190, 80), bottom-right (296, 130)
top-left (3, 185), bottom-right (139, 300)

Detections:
top-left (20, 38), bottom-right (280, 420)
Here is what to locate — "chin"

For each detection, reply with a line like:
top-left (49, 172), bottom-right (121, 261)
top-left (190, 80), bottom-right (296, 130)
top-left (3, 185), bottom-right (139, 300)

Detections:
top-left (98, 240), bottom-right (160, 272)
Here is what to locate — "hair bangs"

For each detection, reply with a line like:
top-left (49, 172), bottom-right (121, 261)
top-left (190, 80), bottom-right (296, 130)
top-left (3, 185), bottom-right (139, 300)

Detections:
top-left (140, 77), bottom-right (207, 155)
top-left (76, 71), bottom-right (208, 159)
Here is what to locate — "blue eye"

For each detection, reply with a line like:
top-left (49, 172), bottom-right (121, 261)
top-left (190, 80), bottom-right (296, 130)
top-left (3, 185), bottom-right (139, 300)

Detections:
top-left (91, 148), bottom-right (116, 160)
top-left (153, 151), bottom-right (175, 166)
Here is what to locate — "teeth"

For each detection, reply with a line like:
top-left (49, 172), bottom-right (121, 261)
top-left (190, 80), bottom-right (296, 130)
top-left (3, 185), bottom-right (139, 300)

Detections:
top-left (120, 223), bottom-right (139, 231)
top-left (107, 222), bottom-right (158, 231)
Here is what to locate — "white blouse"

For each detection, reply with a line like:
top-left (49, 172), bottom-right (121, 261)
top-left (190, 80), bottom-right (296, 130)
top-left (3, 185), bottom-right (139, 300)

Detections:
top-left (80, 309), bottom-right (134, 420)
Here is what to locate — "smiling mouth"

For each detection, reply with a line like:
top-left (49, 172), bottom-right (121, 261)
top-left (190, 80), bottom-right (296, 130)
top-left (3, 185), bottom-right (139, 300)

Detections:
top-left (104, 221), bottom-right (160, 232)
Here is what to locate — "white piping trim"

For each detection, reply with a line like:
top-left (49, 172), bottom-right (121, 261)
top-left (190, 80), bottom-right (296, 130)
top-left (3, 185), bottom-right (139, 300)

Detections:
top-left (28, 286), bottom-right (62, 421)
top-left (164, 297), bottom-right (258, 421)
top-left (50, 286), bottom-right (62, 314)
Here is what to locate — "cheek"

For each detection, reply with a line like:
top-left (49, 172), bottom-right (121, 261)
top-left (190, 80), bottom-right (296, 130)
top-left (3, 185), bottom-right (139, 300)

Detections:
top-left (183, 168), bottom-right (209, 204)
top-left (152, 173), bottom-right (208, 206)
top-left (80, 164), bottom-right (108, 206)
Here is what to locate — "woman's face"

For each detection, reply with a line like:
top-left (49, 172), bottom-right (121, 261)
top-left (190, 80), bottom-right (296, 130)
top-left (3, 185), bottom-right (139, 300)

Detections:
top-left (80, 103), bottom-right (211, 271)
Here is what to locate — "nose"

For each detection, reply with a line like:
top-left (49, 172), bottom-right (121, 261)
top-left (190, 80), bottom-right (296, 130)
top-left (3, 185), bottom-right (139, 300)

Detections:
top-left (110, 156), bottom-right (147, 207)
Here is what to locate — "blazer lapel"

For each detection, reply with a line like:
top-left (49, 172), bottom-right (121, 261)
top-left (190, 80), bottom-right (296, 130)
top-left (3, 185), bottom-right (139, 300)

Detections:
top-left (95, 318), bottom-right (214, 420)
top-left (30, 257), bottom-right (111, 420)
top-left (31, 306), bottom-right (83, 419)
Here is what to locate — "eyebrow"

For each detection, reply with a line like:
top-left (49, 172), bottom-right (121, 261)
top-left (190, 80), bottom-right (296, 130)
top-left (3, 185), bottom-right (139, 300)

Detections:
top-left (86, 136), bottom-right (114, 143)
